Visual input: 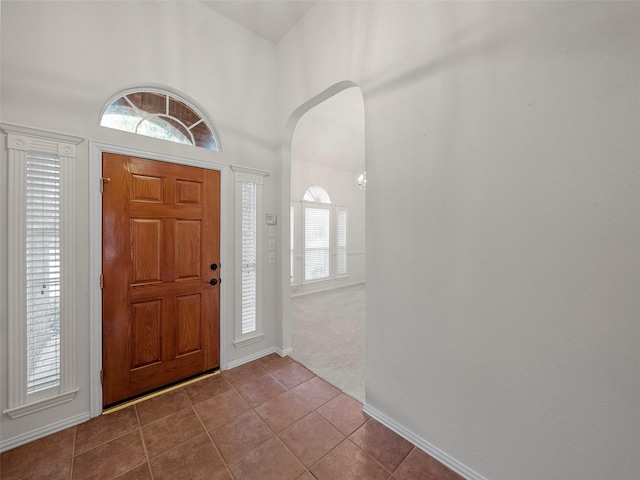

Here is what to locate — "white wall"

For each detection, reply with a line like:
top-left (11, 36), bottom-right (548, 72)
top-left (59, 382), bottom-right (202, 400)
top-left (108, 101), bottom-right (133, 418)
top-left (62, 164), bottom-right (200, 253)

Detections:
top-left (0, 0), bottom-right (279, 447)
top-left (278, 2), bottom-right (640, 479)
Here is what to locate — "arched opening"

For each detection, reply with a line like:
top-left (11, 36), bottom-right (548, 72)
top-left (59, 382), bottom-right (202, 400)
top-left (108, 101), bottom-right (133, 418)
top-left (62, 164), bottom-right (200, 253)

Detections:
top-left (99, 87), bottom-right (221, 151)
top-left (283, 84), bottom-right (366, 402)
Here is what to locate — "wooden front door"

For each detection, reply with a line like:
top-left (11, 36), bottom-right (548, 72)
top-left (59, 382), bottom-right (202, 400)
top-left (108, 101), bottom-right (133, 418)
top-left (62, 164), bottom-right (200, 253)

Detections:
top-left (101, 153), bottom-right (220, 407)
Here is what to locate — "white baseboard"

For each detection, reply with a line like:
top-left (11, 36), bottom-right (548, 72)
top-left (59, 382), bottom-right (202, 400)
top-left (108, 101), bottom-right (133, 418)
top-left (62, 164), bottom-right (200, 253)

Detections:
top-left (225, 345), bottom-right (292, 370)
top-left (0, 411), bottom-right (91, 453)
top-left (362, 403), bottom-right (487, 480)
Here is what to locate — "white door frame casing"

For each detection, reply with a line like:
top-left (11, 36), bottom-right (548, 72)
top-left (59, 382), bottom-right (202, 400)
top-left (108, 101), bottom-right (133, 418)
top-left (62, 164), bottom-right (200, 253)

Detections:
top-left (88, 141), bottom-right (229, 417)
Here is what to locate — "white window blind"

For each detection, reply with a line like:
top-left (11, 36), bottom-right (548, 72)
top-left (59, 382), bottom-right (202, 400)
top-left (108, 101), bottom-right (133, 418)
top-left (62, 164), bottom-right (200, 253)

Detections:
top-left (290, 204), bottom-right (295, 285)
top-left (241, 181), bottom-right (257, 335)
top-left (304, 206), bottom-right (330, 281)
top-left (232, 165), bottom-right (267, 347)
top-left (336, 208), bottom-right (348, 277)
top-left (26, 153), bottom-right (62, 393)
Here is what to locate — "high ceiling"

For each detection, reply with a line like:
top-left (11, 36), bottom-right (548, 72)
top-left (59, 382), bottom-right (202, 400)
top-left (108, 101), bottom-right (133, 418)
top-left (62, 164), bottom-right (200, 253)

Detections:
top-left (200, 1), bottom-right (365, 174)
top-left (292, 87), bottom-right (365, 173)
top-left (200, 1), bottom-right (317, 44)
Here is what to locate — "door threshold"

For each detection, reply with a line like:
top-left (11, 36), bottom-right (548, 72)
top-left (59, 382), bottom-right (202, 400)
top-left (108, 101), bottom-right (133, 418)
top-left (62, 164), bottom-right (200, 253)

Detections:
top-left (102, 369), bottom-right (220, 415)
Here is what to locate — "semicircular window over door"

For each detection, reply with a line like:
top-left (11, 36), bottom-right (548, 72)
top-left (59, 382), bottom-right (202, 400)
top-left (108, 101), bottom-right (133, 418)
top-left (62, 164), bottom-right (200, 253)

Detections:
top-left (100, 89), bottom-right (220, 150)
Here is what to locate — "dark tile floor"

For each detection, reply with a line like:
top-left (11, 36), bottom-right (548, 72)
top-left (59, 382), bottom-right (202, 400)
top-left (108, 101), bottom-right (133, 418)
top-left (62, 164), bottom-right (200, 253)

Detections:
top-left (0, 354), bottom-right (464, 480)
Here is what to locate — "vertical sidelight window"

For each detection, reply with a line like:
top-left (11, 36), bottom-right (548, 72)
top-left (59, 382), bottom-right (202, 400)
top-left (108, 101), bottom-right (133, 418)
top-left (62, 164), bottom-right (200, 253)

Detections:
top-left (290, 203), bottom-right (296, 285)
top-left (232, 165), bottom-right (269, 347)
top-left (26, 153), bottom-right (61, 393)
top-left (336, 207), bottom-right (348, 278)
top-left (3, 124), bottom-right (81, 418)
top-left (241, 182), bottom-right (257, 335)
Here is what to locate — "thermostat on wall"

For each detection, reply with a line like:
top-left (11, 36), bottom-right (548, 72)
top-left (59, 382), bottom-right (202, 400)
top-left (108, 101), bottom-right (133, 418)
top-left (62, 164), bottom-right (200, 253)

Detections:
top-left (266, 213), bottom-right (277, 225)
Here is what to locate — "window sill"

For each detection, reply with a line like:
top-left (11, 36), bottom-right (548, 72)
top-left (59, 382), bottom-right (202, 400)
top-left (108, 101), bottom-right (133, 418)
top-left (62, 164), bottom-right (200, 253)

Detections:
top-left (233, 333), bottom-right (264, 349)
top-left (3, 388), bottom-right (79, 419)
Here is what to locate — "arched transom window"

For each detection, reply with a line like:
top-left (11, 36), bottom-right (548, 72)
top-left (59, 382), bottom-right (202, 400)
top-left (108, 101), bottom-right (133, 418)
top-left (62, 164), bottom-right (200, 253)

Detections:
top-left (303, 186), bottom-right (331, 203)
top-left (100, 89), bottom-right (220, 150)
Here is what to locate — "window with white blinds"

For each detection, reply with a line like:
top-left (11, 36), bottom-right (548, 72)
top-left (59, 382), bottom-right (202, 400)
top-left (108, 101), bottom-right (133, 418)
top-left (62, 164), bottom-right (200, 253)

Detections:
top-left (304, 206), bottom-right (331, 282)
top-left (3, 124), bottom-right (81, 418)
top-left (241, 181), bottom-right (257, 335)
top-left (26, 153), bottom-right (61, 393)
top-left (336, 207), bottom-right (348, 277)
top-left (297, 187), bottom-right (349, 285)
top-left (290, 204), bottom-right (295, 285)
top-left (232, 165), bottom-right (268, 347)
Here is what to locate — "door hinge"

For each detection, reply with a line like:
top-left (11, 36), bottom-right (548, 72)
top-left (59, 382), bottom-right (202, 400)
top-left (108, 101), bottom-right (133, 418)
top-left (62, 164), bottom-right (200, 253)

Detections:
top-left (99, 274), bottom-right (104, 289)
top-left (100, 370), bottom-right (104, 384)
top-left (100, 177), bottom-right (111, 193)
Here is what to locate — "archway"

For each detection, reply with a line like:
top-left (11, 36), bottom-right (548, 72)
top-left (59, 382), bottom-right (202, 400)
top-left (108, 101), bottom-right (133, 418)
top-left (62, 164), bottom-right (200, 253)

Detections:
top-left (280, 82), bottom-right (366, 401)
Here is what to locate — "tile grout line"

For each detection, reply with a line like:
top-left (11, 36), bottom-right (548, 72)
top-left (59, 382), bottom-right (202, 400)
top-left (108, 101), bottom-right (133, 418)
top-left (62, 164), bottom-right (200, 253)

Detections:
top-left (130, 389), bottom-right (232, 478)
top-left (284, 360), bottom-right (386, 477)
top-left (69, 425), bottom-right (78, 480)
top-left (223, 365), bottom-right (367, 479)
top-left (224, 362), bottom-right (316, 477)
top-left (389, 445), bottom-right (418, 478)
top-left (72, 412), bottom-right (140, 461)
top-left (132, 404), bottom-right (154, 480)
top-left (249, 372), bottom-right (313, 479)
top-left (259, 358), bottom-right (383, 478)
top-left (300, 418), bottom-right (380, 477)
top-left (187, 384), bottom-right (237, 479)
top-left (283, 383), bottom-right (388, 478)
top-left (221, 366), bottom-right (285, 474)
top-left (346, 417), bottom-right (408, 479)
top-left (71, 408), bottom-right (148, 480)
top-left (255, 360), bottom-right (361, 479)
top-left (352, 416), bottom-right (425, 478)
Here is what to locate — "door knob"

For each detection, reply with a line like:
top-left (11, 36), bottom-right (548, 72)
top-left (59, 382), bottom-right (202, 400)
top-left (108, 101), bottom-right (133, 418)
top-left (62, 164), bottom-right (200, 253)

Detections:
top-left (209, 278), bottom-right (218, 286)
top-left (210, 263), bottom-right (218, 270)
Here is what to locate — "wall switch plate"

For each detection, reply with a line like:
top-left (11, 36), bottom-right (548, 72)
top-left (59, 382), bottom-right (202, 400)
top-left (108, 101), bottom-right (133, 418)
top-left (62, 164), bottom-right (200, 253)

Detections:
top-left (268, 239), bottom-right (275, 251)
top-left (268, 252), bottom-right (276, 264)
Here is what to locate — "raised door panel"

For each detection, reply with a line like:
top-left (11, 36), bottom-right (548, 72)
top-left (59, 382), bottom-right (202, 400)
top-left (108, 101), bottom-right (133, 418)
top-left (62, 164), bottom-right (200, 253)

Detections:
top-left (130, 300), bottom-right (162, 369)
top-left (175, 220), bottom-right (201, 280)
top-left (175, 294), bottom-right (202, 356)
top-left (131, 174), bottom-right (163, 202)
top-left (131, 219), bottom-right (162, 284)
top-left (176, 180), bottom-right (202, 204)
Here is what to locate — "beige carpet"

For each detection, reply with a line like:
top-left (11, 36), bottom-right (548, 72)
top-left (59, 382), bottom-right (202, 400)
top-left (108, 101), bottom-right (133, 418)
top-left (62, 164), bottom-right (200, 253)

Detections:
top-left (290, 284), bottom-right (365, 403)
